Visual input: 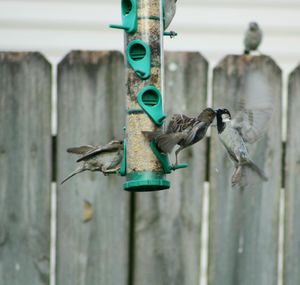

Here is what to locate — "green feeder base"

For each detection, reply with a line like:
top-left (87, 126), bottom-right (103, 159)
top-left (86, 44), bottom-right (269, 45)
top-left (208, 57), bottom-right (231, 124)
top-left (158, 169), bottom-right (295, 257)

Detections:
top-left (124, 171), bottom-right (170, 192)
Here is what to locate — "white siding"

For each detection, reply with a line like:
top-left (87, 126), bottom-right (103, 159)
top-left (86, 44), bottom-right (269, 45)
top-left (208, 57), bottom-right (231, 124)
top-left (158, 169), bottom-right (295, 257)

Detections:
top-left (0, 0), bottom-right (297, 137)
top-left (0, 0), bottom-right (299, 71)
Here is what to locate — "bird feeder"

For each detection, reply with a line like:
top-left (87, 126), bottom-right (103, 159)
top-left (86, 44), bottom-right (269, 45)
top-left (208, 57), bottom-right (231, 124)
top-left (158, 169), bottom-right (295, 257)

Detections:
top-left (111, 0), bottom-right (181, 191)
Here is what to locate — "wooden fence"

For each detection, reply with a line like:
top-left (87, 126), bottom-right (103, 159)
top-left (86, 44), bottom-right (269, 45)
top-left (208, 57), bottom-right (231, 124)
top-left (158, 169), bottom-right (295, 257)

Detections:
top-left (0, 50), bottom-right (299, 285)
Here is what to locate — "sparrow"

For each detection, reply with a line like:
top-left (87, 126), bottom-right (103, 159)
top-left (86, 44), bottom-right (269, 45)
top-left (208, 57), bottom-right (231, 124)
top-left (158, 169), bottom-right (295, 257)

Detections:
top-left (61, 140), bottom-right (123, 184)
top-left (143, 108), bottom-right (215, 165)
top-left (215, 108), bottom-right (268, 186)
top-left (244, 22), bottom-right (262, 54)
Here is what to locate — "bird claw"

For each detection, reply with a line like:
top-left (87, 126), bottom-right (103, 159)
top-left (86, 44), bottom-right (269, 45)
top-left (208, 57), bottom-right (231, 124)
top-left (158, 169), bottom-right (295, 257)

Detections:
top-left (171, 164), bottom-right (177, 169)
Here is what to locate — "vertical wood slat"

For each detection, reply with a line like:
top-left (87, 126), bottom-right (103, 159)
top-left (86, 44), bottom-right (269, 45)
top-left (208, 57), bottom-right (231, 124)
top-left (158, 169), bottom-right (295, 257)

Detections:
top-left (0, 53), bottom-right (51, 285)
top-left (209, 55), bottom-right (282, 285)
top-left (284, 64), bottom-right (300, 285)
top-left (56, 51), bottom-right (130, 285)
top-left (132, 52), bottom-right (208, 285)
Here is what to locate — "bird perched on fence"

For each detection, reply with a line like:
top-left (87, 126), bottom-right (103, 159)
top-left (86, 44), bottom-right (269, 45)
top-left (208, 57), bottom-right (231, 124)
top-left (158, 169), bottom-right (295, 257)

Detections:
top-left (61, 140), bottom-right (123, 184)
top-left (143, 108), bottom-right (215, 166)
top-left (244, 22), bottom-right (262, 54)
top-left (215, 108), bottom-right (268, 186)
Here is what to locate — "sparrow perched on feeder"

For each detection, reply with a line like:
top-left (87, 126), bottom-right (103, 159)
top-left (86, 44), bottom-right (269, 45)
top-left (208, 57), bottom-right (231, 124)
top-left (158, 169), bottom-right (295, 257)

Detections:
top-left (61, 140), bottom-right (123, 184)
top-left (215, 108), bottom-right (268, 186)
top-left (143, 108), bottom-right (215, 165)
top-left (244, 22), bottom-right (262, 54)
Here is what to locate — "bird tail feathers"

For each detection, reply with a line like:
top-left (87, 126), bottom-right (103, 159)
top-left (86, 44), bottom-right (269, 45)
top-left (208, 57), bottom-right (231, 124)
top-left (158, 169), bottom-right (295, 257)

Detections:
top-left (61, 167), bottom-right (86, 184)
top-left (142, 131), bottom-right (162, 140)
top-left (232, 160), bottom-right (268, 187)
top-left (245, 160), bottom-right (268, 181)
top-left (155, 134), bottom-right (180, 153)
top-left (142, 131), bottom-right (182, 153)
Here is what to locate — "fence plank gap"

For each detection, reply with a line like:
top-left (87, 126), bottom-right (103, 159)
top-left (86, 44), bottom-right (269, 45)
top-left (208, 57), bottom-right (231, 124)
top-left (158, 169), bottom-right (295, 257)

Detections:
top-left (284, 64), bottom-right (300, 285)
top-left (208, 55), bottom-right (282, 285)
top-left (132, 51), bottom-right (208, 285)
top-left (52, 135), bottom-right (57, 182)
top-left (56, 50), bottom-right (130, 285)
top-left (0, 52), bottom-right (52, 285)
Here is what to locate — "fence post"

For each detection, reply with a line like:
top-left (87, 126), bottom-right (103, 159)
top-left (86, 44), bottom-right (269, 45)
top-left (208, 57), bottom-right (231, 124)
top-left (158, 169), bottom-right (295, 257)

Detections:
top-left (0, 52), bottom-right (51, 285)
top-left (284, 63), bottom-right (300, 285)
top-left (56, 51), bottom-right (130, 285)
top-left (208, 55), bottom-right (282, 285)
top-left (131, 51), bottom-right (208, 285)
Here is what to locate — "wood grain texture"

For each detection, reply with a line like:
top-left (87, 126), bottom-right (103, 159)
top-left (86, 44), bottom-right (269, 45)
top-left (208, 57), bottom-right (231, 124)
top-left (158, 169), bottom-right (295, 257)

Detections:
top-left (132, 52), bottom-right (208, 285)
top-left (0, 52), bottom-right (51, 284)
top-left (56, 51), bottom-right (130, 285)
top-left (208, 55), bottom-right (282, 285)
top-left (284, 64), bottom-right (300, 285)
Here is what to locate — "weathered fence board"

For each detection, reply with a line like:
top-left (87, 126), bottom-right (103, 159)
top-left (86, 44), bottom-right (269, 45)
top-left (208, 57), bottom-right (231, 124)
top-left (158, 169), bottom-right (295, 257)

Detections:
top-left (0, 53), bottom-right (51, 285)
top-left (284, 64), bottom-right (300, 285)
top-left (132, 52), bottom-right (208, 285)
top-left (56, 51), bottom-right (130, 285)
top-left (209, 55), bottom-right (282, 285)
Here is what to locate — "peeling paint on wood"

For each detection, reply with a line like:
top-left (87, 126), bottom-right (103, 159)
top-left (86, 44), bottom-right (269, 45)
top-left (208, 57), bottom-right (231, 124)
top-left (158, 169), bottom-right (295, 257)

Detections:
top-left (0, 52), bottom-right (51, 285)
top-left (56, 51), bottom-right (130, 285)
top-left (284, 64), bottom-right (300, 285)
top-left (132, 51), bottom-right (208, 285)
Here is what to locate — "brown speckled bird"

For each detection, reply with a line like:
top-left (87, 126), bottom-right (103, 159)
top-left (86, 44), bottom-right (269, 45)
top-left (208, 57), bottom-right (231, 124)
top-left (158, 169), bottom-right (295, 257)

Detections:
top-left (61, 140), bottom-right (123, 184)
top-left (143, 108), bottom-right (215, 165)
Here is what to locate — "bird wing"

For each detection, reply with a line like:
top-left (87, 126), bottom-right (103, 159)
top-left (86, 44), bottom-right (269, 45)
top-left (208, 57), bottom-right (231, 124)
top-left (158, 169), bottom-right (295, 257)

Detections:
top-left (166, 114), bottom-right (194, 134)
top-left (184, 121), bottom-right (207, 145)
top-left (76, 142), bottom-right (121, 162)
top-left (156, 132), bottom-right (186, 153)
top-left (232, 71), bottom-right (274, 143)
top-left (67, 145), bottom-right (95, 155)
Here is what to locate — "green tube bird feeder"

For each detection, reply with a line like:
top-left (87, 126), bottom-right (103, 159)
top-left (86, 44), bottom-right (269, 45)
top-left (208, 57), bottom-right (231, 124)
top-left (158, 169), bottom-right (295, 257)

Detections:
top-left (111, 0), bottom-right (182, 191)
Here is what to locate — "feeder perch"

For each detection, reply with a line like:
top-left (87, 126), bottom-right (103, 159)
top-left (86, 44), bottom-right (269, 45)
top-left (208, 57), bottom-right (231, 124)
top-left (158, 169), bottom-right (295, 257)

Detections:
top-left (137, 86), bottom-right (166, 126)
top-left (109, 0), bottom-right (138, 33)
top-left (119, 138), bottom-right (127, 176)
top-left (126, 39), bottom-right (151, 79)
top-left (149, 141), bottom-right (188, 173)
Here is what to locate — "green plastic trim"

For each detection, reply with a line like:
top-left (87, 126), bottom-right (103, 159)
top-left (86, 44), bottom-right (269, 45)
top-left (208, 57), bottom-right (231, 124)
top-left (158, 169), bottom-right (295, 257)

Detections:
top-left (137, 85), bottom-right (167, 126)
top-left (163, 31), bottom-right (177, 38)
top-left (138, 16), bottom-right (160, 21)
top-left (124, 171), bottom-right (170, 191)
top-left (162, 0), bottom-right (166, 29)
top-left (149, 140), bottom-right (188, 173)
top-left (127, 39), bottom-right (151, 79)
top-left (127, 108), bottom-right (144, 114)
top-left (109, 0), bottom-right (137, 34)
top-left (119, 138), bottom-right (127, 176)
